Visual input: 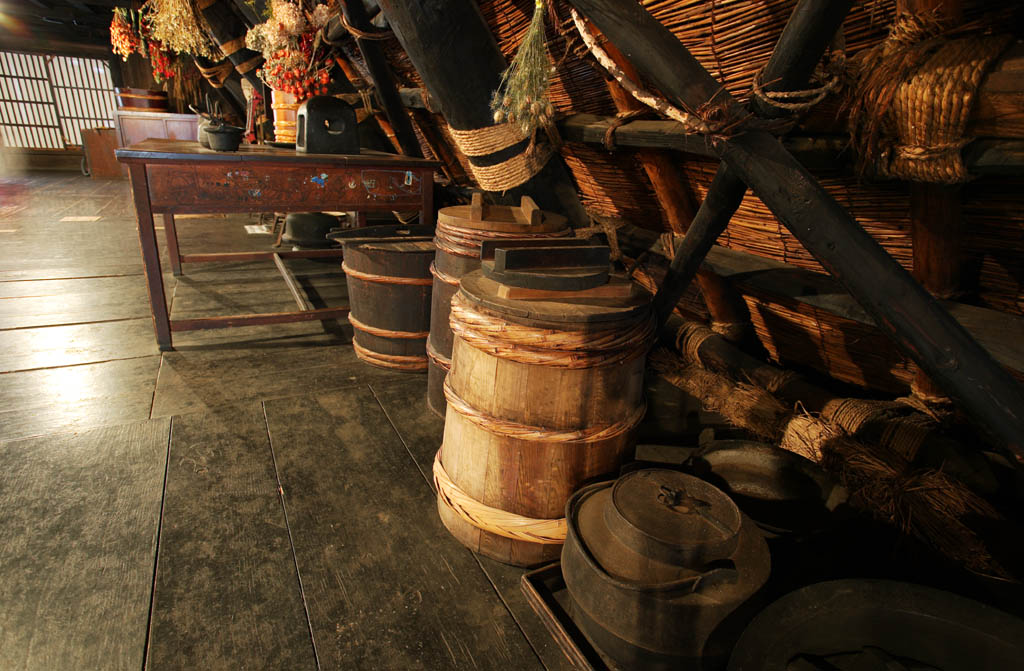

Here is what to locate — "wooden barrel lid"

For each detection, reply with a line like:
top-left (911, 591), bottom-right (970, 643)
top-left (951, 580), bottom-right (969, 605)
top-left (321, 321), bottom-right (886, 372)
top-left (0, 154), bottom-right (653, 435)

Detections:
top-left (458, 269), bottom-right (651, 326)
top-left (438, 194), bottom-right (567, 233)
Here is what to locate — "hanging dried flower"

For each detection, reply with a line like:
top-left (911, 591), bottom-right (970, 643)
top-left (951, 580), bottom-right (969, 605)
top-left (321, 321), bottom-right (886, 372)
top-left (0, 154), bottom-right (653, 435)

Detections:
top-left (143, 0), bottom-right (221, 59)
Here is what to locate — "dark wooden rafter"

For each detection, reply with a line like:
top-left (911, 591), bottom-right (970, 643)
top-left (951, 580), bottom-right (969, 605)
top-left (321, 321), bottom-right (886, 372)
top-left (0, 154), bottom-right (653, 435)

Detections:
top-left (323, 1), bottom-right (422, 157)
top-left (197, 0), bottom-right (264, 90)
top-left (568, 0), bottom-right (1024, 460)
top-left (376, 0), bottom-right (589, 226)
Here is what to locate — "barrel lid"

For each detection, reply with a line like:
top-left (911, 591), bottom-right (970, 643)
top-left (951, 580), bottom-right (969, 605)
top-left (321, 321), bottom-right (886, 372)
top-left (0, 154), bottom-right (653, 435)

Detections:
top-left (352, 240), bottom-right (436, 254)
top-left (437, 195), bottom-right (567, 233)
top-left (605, 469), bottom-right (742, 567)
top-left (458, 270), bottom-right (651, 325)
top-left (327, 223), bottom-right (434, 245)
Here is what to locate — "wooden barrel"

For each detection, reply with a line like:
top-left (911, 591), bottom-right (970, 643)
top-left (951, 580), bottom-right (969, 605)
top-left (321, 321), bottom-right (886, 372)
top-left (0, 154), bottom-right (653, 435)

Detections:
top-left (427, 198), bottom-right (571, 417)
top-left (271, 89), bottom-right (299, 144)
top-left (342, 238), bottom-right (435, 372)
top-left (114, 88), bottom-right (168, 112)
top-left (434, 270), bottom-right (654, 566)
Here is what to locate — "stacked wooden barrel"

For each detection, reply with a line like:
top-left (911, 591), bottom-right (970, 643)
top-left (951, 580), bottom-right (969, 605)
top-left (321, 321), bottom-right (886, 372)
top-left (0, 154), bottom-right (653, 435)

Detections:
top-left (427, 195), bottom-right (572, 416)
top-left (270, 90), bottom-right (299, 144)
top-left (332, 225), bottom-right (435, 371)
top-left (434, 264), bottom-right (654, 566)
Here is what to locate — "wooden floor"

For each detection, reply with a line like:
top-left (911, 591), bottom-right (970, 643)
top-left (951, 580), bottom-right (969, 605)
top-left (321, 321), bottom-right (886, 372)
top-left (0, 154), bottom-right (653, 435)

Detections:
top-left (0, 173), bottom-right (574, 670)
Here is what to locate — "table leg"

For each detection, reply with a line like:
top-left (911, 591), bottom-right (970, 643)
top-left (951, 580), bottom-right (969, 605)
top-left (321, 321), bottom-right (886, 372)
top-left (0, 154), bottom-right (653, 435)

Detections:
top-left (128, 164), bottom-right (173, 351)
top-left (421, 169), bottom-right (435, 226)
top-left (163, 213), bottom-right (183, 276)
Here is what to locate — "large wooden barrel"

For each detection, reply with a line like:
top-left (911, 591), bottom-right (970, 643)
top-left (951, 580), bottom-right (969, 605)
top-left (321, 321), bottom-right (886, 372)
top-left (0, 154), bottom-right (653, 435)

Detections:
top-left (340, 231), bottom-right (435, 372)
top-left (434, 270), bottom-right (654, 566)
top-left (271, 89), bottom-right (299, 144)
top-left (115, 88), bottom-right (168, 111)
top-left (427, 197), bottom-right (571, 417)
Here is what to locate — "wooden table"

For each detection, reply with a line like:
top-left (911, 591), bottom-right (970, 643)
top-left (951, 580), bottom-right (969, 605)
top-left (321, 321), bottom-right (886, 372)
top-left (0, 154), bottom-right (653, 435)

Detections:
top-left (116, 138), bottom-right (438, 350)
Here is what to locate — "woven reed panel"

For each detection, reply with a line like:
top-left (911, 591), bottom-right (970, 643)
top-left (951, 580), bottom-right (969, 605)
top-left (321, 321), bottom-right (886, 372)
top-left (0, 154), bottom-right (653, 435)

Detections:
top-left (964, 177), bottom-right (1024, 316)
top-left (681, 159), bottom-right (914, 273)
top-left (742, 288), bottom-right (917, 394)
top-left (561, 143), bottom-right (664, 226)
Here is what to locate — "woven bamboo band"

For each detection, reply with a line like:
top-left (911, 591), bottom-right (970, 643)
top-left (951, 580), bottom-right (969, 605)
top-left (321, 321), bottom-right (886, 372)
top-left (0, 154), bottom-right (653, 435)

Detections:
top-left (426, 340), bottom-right (451, 371)
top-left (342, 262), bottom-right (433, 286)
top-left (348, 314), bottom-right (428, 340)
top-left (468, 144), bottom-right (554, 192)
top-left (449, 293), bottom-right (654, 369)
top-left (444, 377), bottom-right (644, 442)
top-left (434, 220), bottom-right (571, 259)
top-left (219, 36), bottom-right (245, 55)
top-left (448, 123), bottom-right (529, 157)
top-left (197, 60), bottom-right (234, 88)
top-left (352, 339), bottom-right (427, 371)
top-left (429, 261), bottom-right (460, 287)
top-left (433, 451), bottom-right (566, 544)
top-left (235, 54), bottom-right (263, 75)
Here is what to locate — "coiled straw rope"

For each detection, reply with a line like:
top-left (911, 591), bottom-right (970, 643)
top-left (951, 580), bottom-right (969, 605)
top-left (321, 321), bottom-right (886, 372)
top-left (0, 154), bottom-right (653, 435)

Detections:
top-left (434, 220), bottom-right (571, 259)
top-left (448, 123), bottom-right (528, 157)
top-left (444, 377), bottom-right (645, 442)
top-left (433, 451), bottom-right (567, 545)
top-left (449, 292), bottom-right (655, 369)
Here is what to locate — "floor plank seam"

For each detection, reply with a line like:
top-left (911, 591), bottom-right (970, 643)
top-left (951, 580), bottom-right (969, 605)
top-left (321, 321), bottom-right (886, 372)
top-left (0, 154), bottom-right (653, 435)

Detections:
top-left (0, 354), bottom-right (157, 376)
top-left (262, 400), bottom-right (322, 671)
top-left (0, 316), bottom-right (148, 333)
top-left (368, 383), bottom-right (436, 493)
top-left (141, 416), bottom-right (174, 671)
top-left (0, 272), bottom-right (145, 283)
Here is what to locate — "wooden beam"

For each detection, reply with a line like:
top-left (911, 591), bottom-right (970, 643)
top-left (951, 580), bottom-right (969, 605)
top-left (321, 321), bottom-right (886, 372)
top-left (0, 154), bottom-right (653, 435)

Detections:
top-left (377, 0), bottom-right (589, 226)
top-left (567, 0), bottom-right (1024, 458)
top-left (272, 253), bottom-right (313, 312)
top-left (325, 4), bottom-right (422, 157)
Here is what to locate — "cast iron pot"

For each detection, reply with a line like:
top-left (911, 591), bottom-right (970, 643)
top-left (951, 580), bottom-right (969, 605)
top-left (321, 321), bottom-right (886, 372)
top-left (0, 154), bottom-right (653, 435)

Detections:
top-left (206, 125), bottom-right (243, 152)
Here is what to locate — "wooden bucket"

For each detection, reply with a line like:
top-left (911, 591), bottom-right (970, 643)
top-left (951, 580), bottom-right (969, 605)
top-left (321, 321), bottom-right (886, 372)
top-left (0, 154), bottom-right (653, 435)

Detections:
top-left (434, 270), bottom-right (654, 566)
top-left (271, 89), bottom-right (300, 143)
top-left (114, 88), bottom-right (168, 112)
top-left (342, 238), bottom-right (435, 371)
top-left (427, 196), bottom-right (571, 417)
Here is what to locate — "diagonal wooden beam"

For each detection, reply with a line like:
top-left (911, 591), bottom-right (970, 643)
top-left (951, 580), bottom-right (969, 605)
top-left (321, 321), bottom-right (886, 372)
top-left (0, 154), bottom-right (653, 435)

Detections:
top-left (569, 0), bottom-right (1024, 460)
top-left (651, 0), bottom-right (853, 324)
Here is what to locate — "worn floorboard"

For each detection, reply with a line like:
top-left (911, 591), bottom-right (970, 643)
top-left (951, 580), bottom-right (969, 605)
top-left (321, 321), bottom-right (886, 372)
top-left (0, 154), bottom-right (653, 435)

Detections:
top-left (146, 403), bottom-right (315, 670)
top-left (264, 387), bottom-right (543, 671)
top-left (0, 318), bottom-right (158, 373)
top-left (369, 379), bottom-right (577, 671)
top-left (0, 419), bottom-right (170, 671)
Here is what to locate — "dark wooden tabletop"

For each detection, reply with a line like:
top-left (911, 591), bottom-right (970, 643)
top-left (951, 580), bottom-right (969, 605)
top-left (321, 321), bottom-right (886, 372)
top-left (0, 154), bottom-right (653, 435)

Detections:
top-left (115, 138), bottom-right (440, 168)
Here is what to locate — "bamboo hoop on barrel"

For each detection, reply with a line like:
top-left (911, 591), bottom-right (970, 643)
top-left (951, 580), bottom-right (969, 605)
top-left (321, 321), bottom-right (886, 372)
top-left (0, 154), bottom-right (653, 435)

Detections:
top-left (449, 292), bottom-right (655, 369)
top-left (348, 314), bottom-right (429, 340)
top-left (352, 339), bottom-right (427, 371)
top-left (342, 262), bottom-right (434, 286)
top-left (443, 376), bottom-right (645, 442)
top-left (433, 451), bottom-right (567, 545)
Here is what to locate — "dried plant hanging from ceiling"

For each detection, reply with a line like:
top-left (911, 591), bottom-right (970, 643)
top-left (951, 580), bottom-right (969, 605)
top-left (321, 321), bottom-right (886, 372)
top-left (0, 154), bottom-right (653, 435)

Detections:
top-left (143, 0), bottom-right (222, 60)
top-left (490, 0), bottom-right (556, 137)
top-left (245, 0), bottom-right (334, 100)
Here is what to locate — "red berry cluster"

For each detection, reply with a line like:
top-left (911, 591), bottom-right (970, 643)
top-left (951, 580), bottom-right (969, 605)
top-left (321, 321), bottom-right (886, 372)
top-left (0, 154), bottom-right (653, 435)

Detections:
top-left (258, 32), bottom-right (331, 100)
top-left (148, 41), bottom-right (174, 84)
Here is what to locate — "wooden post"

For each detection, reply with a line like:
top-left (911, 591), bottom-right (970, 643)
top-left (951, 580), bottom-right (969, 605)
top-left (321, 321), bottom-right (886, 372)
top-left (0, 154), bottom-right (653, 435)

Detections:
top-left (325, 4), bottom-right (422, 157)
top-left (901, 0), bottom-right (964, 399)
top-left (569, 0), bottom-right (1024, 460)
top-left (376, 0), bottom-right (589, 226)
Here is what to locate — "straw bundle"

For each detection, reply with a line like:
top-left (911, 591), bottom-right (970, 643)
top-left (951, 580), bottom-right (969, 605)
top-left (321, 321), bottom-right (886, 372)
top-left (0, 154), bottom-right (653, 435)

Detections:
top-left (648, 348), bottom-right (1010, 578)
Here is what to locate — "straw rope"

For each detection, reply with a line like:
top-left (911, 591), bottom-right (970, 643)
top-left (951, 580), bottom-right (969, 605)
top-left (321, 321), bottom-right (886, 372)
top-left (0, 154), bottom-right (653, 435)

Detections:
top-left (236, 54), bottom-right (263, 75)
top-left (426, 340), bottom-right (451, 371)
top-left (444, 377), bottom-right (644, 443)
top-left (348, 314), bottom-right (428, 340)
top-left (675, 320), bottom-right (718, 365)
top-left (338, 11), bottom-right (394, 41)
top-left (448, 123), bottom-right (529, 157)
top-left (352, 339), bottom-right (427, 371)
top-left (449, 292), bottom-right (654, 369)
top-left (196, 60), bottom-right (234, 88)
top-left (342, 262), bottom-right (433, 286)
top-left (750, 61), bottom-right (842, 112)
top-left (466, 144), bottom-right (554, 192)
top-left (433, 451), bottom-right (567, 544)
top-left (574, 216), bottom-right (625, 261)
top-left (429, 261), bottom-right (461, 287)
